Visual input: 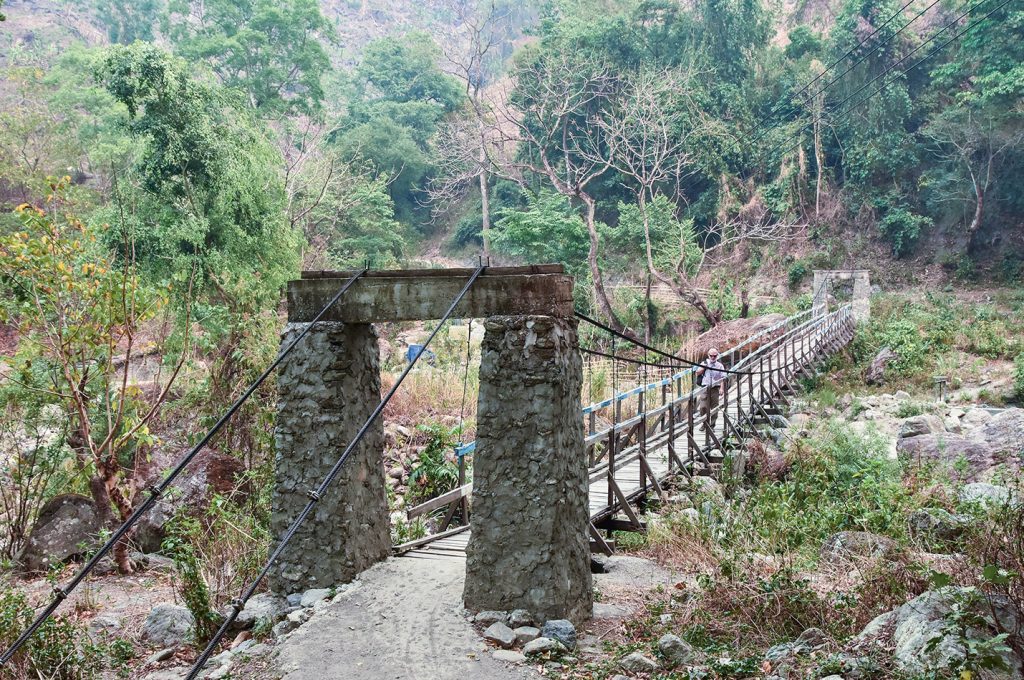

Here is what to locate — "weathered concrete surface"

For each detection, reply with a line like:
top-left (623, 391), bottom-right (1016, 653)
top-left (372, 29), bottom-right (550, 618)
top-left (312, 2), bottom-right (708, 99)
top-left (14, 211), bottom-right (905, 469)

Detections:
top-left (289, 272), bottom-right (574, 323)
top-left (270, 322), bottom-right (390, 594)
top-left (464, 315), bottom-right (593, 624)
top-left (267, 557), bottom-right (538, 680)
top-left (813, 269), bottom-right (871, 322)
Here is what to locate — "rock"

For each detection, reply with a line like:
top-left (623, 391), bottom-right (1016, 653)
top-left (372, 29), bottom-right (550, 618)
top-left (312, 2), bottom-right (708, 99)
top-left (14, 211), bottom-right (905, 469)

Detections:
top-left (147, 648), bottom-right (177, 664)
top-left (492, 649), bottom-right (527, 664)
top-left (271, 619), bottom-right (298, 639)
top-left (865, 347), bottom-right (897, 385)
top-left (850, 588), bottom-right (1022, 677)
top-left (286, 608), bottom-right (310, 625)
top-left (898, 414), bottom-right (945, 439)
top-left (769, 415), bottom-right (791, 429)
top-left (514, 626), bottom-right (540, 646)
top-left (286, 593), bottom-right (302, 607)
top-left (523, 637), bottom-right (565, 657)
top-left (680, 508), bottom-right (700, 523)
top-left (474, 610), bottom-right (508, 626)
top-left (688, 476), bottom-right (724, 502)
top-left (961, 408), bottom-right (993, 430)
top-left (144, 669), bottom-right (188, 680)
top-left (894, 390), bottom-right (911, 401)
top-left (299, 588), bottom-right (331, 608)
top-left (236, 643), bottom-right (270, 658)
top-left (658, 633), bottom-right (695, 665)
top-left (87, 613), bottom-right (124, 638)
top-left (135, 450), bottom-right (249, 553)
top-left (593, 602), bottom-right (631, 620)
top-left (820, 676), bottom-right (844, 680)
top-left (16, 494), bottom-right (101, 574)
top-left (796, 627), bottom-right (827, 649)
top-left (232, 593), bottom-right (287, 632)
top-left (907, 508), bottom-right (965, 544)
top-left (508, 608), bottom-right (533, 628)
top-left (978, 408), bottom-right (1024, 459)
top-left (619, 651), bottom-right (658, 673)
top-left (820, 531), bottom-right (898, 564)
top-left (483, 622), bottom-right (516, 649)
top-left (142, 604), bottom-right (195, 647)
top-left (958, 482), bottom-right (1018, 509)
top-left (666, 493), bottom-right (694, 509)
top-left (896, 433), bottom-right (995, 480)
top-left (789, 413), bottom-right (811, 428)
top-left (540, 619), bottom-right (577, 650)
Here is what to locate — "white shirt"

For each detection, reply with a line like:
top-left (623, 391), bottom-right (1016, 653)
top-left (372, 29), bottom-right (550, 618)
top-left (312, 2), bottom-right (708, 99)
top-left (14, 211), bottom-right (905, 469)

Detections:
top-left (700, 359), bottom-right (726, 387)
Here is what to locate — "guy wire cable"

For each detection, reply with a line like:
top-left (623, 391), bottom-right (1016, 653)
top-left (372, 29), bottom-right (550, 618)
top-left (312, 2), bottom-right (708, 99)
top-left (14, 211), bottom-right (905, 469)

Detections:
top-left (0, 267), bottom-right (368, 666)
top-left (184, 264), bottom-right (486, 679)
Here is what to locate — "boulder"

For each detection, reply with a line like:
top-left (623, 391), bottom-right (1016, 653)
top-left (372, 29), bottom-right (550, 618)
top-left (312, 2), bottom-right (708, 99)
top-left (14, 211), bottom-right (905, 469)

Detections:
top-left (17, 494), bottom-right (102, 574)
top-left (619, 651), bottom-right (658, 673)
top-left (688, 476), bottom-right (724, 502)
top-left (896, 433), bottom-right (995, 480)
top-left (865, 347), bottom-right (897, 385)
top-left (658, 633), bottom-right (695, 665)
top-left (907, 508), bottom-right (965, 545)
top-left (299, 588), bottom-right (331, 608)
top-left (142, 604), bottom-right (195, 647)
top-left (483, 622), bottom-right (516, 649)
top-left (231, 593), bottom-right (288, 632)
top-left (961, 408), bottom-right (993, 430)
top-left (541, 619), bottom-right (577, 650)
top-left (898, 414), bottom-right (945, 439)
top-left (850, 588), bottom-right (1022, 678)
top-left (978, 408), bottom-right (1024, 459)
top-left (134, 450), bottom-right (249, 553)
top-left (820, 531), bottom-right (898, 565)
top-left (492, 649), bottom-right (527, 664)
top-left (958, 482), bottom-right (1018, 509)
top-left (474, 610), bottom-right (508, 626)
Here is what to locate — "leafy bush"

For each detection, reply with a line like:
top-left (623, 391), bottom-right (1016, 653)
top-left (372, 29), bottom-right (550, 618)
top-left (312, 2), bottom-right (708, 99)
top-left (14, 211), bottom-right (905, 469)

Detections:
top-left (1015, 353), bottom-right (1024, 400)
top-left (0, 589), bottom-right (105, 679)
top-left (407, 422), bottom-right (461, 506)
top-left (878, 207), bottom-right (931, 258)
top-left (788, 260), bottom-right (809, 289)
top-left (161, 516), bottom-right (222, 644)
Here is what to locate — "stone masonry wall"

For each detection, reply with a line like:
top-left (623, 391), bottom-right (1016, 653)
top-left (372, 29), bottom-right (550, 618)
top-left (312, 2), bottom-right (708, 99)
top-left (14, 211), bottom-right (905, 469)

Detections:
top-left (270, 322), bottom-right (390, 595)
top-left (463, 315), bottom-right (593, 624)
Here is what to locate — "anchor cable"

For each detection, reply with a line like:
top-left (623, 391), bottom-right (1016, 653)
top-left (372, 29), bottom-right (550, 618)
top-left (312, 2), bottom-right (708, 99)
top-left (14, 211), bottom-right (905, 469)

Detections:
top-left (184, 265), bottom-right (486, 679)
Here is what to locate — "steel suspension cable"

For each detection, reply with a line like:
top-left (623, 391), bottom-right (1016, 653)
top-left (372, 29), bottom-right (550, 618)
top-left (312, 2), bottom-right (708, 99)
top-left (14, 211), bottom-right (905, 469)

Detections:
top-left (184, 265), bottom-right (486, 679)
top-left (0, 268), bottom-right (368, 667)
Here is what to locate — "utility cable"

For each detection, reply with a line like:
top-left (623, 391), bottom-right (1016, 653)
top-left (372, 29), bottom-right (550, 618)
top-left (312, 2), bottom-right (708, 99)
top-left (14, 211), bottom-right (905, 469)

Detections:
top-left (0, 268), bottom-right (368, 667)
top-left (184, 265), bottom-right (486, 679)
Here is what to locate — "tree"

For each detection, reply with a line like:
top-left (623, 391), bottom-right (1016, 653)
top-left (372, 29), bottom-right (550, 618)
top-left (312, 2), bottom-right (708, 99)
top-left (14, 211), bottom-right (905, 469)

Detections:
top-left (94, 0), bottom-right (164, 44)
top-left (492, 50), bottom-right (627, 332)
top-left (167, 0), bottom-right (334, 117)
top-left (0, 185), bottom-right (190, 573)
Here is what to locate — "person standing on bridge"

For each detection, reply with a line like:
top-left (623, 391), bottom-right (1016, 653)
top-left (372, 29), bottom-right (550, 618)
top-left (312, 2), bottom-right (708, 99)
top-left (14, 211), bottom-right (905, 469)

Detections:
top-left (696, 348), bottom-right (726, 431)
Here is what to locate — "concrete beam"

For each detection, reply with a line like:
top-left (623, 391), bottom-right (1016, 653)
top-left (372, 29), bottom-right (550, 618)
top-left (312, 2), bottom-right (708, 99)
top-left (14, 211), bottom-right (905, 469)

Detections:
top-left (287, 266), bottom-right (574, 323)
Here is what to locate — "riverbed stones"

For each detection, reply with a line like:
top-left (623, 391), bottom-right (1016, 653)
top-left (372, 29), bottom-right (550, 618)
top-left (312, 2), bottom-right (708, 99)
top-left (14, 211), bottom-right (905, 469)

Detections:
top-left (658, 633), bottom-right (695, 665)
top-left (619, 651), bottom-right (658, 673)
top-left (508, 608), bottom-right (534, 627)
top-left (514, 626), bottom-right (541, 646)
top-left (541, 619), bottom-right (577, 650)
top-left (820, 531), bottom-right (898, 564)
top-left (16, 494), bottom-right (101, 574)
top-left (270, 322), bottom-right (390, 594)
top-left (523, 637), bottom-right (566, 656)
top-left (464, 316), bottom-right (592, 624)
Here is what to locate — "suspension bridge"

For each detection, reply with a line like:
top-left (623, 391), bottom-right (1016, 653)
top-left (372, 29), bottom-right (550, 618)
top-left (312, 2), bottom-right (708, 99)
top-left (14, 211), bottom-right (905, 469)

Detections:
top-left (1, 264), bottom-right (857, 679)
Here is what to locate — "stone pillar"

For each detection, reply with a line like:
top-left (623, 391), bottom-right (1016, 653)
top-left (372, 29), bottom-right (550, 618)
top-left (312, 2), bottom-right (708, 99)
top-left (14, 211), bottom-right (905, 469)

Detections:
top-left (270, 322), bottom-right (390, 595)
top-left (464, 315), bottom-right (593, 624)
top-left (851, 271), bottom-right (871, 323)
top-left (812, 270), bottom-right (829, 317)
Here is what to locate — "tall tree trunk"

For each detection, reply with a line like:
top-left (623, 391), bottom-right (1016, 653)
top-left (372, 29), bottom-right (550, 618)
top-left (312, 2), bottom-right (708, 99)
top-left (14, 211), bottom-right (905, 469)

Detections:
top-left (580, 192), bottom-right (626, 333)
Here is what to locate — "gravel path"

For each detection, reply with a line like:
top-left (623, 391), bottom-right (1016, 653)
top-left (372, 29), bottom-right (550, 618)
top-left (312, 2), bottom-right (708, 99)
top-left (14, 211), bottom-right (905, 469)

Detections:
top-left (268, 556), bottom-right (539, 680)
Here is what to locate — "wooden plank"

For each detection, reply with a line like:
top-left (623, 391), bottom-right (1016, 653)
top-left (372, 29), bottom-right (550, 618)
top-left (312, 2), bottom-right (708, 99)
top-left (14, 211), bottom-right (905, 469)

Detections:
top-left (289, 273), bottom-right (574, 322)
top-left (393, 524), bottom-right (470, 553)
top-left (406, 483), bottom-right (472, 519)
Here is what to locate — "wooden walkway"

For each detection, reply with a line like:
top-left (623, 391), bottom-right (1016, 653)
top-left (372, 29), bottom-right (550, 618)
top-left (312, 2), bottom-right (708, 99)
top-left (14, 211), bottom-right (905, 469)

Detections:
top-left (400, 305), bottom-right (855, 558)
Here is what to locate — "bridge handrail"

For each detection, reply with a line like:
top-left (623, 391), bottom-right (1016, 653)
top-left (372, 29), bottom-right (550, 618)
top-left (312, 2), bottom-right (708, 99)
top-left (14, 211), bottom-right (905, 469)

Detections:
top-left (455, 305), bottom-right (851, 459)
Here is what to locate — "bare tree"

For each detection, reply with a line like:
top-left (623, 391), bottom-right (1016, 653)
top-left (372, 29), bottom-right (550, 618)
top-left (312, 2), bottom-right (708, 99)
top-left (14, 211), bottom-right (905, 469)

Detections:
top-left (489, 51), bottom-right (629, 332)
top-left (429, 0), bottom-right (512, 256)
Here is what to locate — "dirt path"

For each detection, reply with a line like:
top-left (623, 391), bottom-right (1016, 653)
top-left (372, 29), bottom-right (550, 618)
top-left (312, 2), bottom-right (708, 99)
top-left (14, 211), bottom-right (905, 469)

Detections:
top-left (264, 556), bottom-right (539, 680)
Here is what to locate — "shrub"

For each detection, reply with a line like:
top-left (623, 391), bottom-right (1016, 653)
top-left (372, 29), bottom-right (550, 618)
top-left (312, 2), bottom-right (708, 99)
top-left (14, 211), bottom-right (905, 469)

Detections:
top-left (0, 588), bottom-right (105, 679)
top-left (788, 260), bottom-right (810, 289)
top-left (878, 207), bottom-right (931, 258)
top-left (1015, 353), bottom-right (1024, 401)
top-left (407, 422), bottom-right (461, 506)
top-left (161, 516), bottom-right (222, 644)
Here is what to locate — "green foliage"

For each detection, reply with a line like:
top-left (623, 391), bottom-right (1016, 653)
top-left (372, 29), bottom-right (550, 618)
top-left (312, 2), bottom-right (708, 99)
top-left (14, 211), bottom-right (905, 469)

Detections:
top-left (161, 515), bottom-right (222, 644)
top-left (167, 0), bottom-right (334, 116)
top-left (493, 190), bottom-right (590, 277)
top-left (785, 25), bottom-right (822, 60)
top-left (1013, 353), bottom-right (1024, 400)
top-left (788, 260), bottom-right (809, 289)
top-left (877, 205), bottom-right (931, 258)
top-left (0, 588), bottom-right (105, 678)
top-left (407, 422), bottom-right (461, 506)
top-left (94, 0), bottom-right (164, 44)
